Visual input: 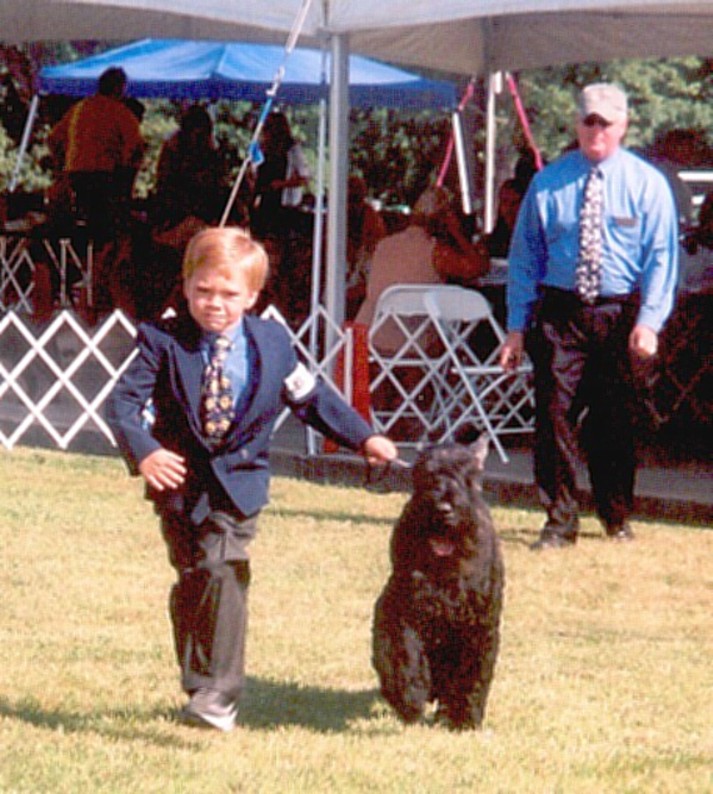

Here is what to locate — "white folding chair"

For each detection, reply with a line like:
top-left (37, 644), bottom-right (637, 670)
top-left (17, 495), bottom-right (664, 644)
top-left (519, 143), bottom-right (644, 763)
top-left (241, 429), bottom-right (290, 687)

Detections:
top-left (367, 284), bottom-right (463, 446)
top-left (423, 286), bottom-right (535, 463)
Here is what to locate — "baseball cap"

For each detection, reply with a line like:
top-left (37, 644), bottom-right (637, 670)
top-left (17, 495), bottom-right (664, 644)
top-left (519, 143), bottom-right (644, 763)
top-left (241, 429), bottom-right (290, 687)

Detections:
top-left (578, 83), bottom-right (628, 123)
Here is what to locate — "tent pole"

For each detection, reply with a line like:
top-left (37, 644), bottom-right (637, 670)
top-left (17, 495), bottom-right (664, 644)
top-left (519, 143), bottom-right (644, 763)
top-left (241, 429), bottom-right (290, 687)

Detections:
top-left (309, 45), bottom-right (328, 360)
top-left (324, 33), bottom-right (349, 351)
top-left (9, 94), bottom-right (40, 193)
top-left (484, 71), bottom-right (500, 234)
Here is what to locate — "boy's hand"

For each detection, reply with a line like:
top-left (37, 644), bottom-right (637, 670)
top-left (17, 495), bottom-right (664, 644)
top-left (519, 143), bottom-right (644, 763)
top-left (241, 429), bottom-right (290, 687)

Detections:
top-left (362, 434), bottom-right (399, 465)
top-left (139, 448), bottom-right (187, 491)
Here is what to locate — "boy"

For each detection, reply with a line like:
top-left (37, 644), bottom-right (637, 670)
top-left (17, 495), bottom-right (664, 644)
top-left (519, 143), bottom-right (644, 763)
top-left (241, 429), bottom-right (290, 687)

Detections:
top-left (106, 226), bottom-right (397, 731)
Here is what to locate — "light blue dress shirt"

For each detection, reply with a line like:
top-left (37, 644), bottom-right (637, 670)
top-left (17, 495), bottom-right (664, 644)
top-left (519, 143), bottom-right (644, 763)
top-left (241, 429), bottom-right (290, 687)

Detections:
top-left (507, 147), bottom-right (679, 333)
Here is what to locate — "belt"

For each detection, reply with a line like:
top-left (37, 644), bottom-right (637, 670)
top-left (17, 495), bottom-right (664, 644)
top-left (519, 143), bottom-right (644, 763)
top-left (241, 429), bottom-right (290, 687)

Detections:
top-left (541, 286), bottom-right (636, 307)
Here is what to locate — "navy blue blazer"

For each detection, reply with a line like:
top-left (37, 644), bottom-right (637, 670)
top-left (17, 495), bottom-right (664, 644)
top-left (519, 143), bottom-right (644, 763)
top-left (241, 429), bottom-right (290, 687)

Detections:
top-left (106, 313), bottom-right (374, 523)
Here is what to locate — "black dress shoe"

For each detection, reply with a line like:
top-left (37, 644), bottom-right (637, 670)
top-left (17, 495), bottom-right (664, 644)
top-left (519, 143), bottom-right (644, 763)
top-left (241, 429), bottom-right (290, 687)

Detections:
top-left (606, 522), bottom-right (635, 541)
top-left (529, 533), bottom-right (576, 551)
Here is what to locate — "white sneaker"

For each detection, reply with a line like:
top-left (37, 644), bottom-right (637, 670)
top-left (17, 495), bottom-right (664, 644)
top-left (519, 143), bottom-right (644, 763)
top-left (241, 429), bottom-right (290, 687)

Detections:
top-left (180, 688), bottom-right (238, 732)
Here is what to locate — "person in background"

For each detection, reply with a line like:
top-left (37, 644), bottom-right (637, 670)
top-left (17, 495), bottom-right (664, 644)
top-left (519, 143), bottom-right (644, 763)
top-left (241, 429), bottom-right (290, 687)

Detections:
top-left (106, 226), bottom-right (397, 732)
top-left (48, 66), bottom-right (144, 315)
top-left (646, 128), bottom-right (701, 230)
top-left (250, 111), bottom-right (311, 322)
top-left (486, 151), bottom-right (539, 259)
top-left (500, 83), bottom-right (678, 550)
top-left (250, 111), bottom-right (310, 238)
top-left (485, 179), bottom-right (523, 259)
top-left (48, 66), bottom-right (144, 247)
top-left (355, 185), bottom-right (489, 354)
top-left (346, 175), bottom-right (387, 320)
top-left (145, 104), bottom-right (227, 317)
top-left (153, 104), bottom-right (225, 237)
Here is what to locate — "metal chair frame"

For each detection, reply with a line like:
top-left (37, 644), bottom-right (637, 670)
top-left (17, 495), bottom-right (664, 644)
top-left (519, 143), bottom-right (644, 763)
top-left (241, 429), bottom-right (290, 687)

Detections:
top-left (367, 284), bottom-right (464, 446)
top-left (423, 286), bottom-right (535, 463)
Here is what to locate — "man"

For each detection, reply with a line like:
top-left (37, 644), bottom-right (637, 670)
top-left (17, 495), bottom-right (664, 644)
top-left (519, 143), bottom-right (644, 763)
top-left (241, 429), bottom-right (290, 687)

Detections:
top-left (49, 67), bottom-right (144, 315)
top-left (49, 66), bottom-right (144, 245)
top-left (500, 83), bottom-right (678, 550)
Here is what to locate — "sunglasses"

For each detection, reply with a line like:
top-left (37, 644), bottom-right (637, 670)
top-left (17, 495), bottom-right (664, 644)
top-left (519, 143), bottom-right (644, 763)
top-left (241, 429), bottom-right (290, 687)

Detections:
top-left (582, 115), bottom-right (614, 129)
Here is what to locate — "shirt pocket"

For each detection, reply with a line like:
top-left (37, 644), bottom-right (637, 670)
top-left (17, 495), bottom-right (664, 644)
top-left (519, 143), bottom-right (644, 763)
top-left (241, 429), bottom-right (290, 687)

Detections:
top-left (606, 214), bottom-right (642, 252)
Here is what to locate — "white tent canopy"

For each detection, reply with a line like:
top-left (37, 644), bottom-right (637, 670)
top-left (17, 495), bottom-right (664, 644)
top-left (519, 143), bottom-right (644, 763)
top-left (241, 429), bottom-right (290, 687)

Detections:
top-left (2, 1), bottom-right (712, 75)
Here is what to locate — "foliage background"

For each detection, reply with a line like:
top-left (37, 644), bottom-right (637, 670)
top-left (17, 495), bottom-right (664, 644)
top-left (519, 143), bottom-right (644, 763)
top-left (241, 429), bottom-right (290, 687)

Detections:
top-left (1, 42), bottom-right (712, 213)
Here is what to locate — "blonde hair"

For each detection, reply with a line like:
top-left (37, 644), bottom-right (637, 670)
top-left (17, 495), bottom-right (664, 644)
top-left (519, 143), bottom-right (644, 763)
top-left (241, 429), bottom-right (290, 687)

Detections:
top-left (182, 226), bottom-right (269, 293)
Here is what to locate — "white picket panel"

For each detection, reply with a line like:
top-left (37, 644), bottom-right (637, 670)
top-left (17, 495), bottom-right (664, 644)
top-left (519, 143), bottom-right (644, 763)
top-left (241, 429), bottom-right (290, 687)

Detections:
top-left (0, 307), bottom-right (353, 452)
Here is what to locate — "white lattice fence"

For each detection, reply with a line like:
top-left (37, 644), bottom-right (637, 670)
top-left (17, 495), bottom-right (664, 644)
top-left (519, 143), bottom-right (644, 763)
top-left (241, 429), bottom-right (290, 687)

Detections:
top-left (0, 307), bottom-right (354, 453)
top-left (0, 234), bottom-right (93, 312)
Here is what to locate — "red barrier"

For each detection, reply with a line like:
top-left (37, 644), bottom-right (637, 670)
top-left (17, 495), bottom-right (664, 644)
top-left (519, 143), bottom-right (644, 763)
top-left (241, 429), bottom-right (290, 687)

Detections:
top-left (32, 262), bottom-right (54, 322)
top-left (323, 321), bottom-right (371, 453)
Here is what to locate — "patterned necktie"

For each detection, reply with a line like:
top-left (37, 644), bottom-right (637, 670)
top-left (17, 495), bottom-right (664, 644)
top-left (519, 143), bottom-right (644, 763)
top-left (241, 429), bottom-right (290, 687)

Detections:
top-left (200, 334), bottom-right (235, 442)
top-left (575, 166), bottom-right (604, 304)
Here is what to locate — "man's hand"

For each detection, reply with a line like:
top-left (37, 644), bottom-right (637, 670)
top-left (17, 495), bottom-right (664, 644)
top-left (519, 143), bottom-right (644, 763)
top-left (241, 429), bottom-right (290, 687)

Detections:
top-left (138, 448), bottom-right (187, 491)
top-left (362, 435), bottom-right (399, 466)
top-left (629, 324), bottom-right (658, 359)
top-left (499, 331), bottom-right (525, 372)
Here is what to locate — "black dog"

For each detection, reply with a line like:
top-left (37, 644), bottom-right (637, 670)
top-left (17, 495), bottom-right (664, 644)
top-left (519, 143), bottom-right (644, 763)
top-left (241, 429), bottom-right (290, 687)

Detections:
top-left (372, 436), bottom-right (504, 729)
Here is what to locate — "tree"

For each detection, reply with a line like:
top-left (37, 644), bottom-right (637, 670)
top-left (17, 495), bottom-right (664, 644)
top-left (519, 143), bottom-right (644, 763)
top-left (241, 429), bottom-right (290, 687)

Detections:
top-left (495, 58), bottom-right (713, 171)
top-left (1, 43), bottom-right (711, 207)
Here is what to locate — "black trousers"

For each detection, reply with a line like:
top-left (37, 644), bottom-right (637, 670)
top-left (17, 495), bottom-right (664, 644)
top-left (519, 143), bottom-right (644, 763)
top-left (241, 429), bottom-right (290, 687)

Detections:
top-left (160, 510), bottom-right (257, 702)
top-left (527, 288), bottom-right (651, 535)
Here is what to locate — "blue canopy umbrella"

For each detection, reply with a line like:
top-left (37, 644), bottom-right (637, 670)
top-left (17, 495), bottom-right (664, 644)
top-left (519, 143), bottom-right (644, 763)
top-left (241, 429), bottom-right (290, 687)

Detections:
top-left (39, 38), bottom-right (456, 109)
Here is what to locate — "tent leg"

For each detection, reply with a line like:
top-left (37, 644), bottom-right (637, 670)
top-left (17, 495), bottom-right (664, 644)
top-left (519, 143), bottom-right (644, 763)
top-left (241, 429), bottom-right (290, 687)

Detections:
top-left (9, 94), bottom-right (40, 193)
top-left (324, 33), bottom-right (349, 351)
top-left (484, 71), bottom-right (501, 234)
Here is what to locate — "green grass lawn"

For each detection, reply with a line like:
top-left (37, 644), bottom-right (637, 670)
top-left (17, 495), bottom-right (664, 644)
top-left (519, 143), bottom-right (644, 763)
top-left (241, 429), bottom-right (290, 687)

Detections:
top-left (0, 447), bottom-right (711, 793)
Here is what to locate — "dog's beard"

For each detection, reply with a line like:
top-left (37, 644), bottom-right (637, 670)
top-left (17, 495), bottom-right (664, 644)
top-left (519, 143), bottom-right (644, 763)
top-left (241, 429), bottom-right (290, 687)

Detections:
top-left (421, 488), bottom-right (475, 559)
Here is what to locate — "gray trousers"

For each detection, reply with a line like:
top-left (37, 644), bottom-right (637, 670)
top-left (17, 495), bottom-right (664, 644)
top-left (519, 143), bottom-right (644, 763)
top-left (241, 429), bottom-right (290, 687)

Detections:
top-left (160, 510), bottom-right (257, 702)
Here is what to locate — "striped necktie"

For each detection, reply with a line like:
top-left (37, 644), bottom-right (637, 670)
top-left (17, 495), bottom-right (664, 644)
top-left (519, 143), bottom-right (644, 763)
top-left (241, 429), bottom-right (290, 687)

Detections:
top-left (575, 166), bottom-right (604, 304)
top-left (200, 334), bottom-right (235, 442)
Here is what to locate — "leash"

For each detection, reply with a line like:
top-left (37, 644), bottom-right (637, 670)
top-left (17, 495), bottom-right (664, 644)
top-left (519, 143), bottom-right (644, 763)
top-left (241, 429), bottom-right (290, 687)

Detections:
top-left (365, 456), bottom-right (411, 492)
top-left (220, 0), bottom-right (316, 226)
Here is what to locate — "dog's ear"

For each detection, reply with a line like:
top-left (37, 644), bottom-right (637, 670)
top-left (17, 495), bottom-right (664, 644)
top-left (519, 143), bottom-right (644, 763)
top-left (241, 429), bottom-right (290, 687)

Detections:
top-left (469, 434), bottom-right (489, 473)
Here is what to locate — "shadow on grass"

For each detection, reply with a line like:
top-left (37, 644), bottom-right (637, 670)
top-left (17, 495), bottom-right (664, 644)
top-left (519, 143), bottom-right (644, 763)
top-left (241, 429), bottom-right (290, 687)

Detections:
top-left (497, 519), bottom-right (653, 547)
top-left (0, 695), bottom-right (195, 747)
top-left (0, 682), bottom-right (387, 738)
top-left (240, 677), bottom-right (382, 732)
top-left (267, 506), bottom-right (396, 526)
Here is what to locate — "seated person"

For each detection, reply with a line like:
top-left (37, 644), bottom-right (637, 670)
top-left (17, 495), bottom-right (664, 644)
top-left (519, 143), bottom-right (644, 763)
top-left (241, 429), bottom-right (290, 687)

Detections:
top-left (346, 175), bottom-right (387, 319)
top-left (485, 179), bottom-right (522, 258)
top-left (355, 185), bottom-right (489, 354)
top-left (485, 150), bottom-right (538, 258)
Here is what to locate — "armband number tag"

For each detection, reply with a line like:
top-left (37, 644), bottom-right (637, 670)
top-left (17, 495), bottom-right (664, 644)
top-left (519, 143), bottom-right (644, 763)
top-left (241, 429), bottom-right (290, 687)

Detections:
top-left (284, 362), bottom-right (316, 401)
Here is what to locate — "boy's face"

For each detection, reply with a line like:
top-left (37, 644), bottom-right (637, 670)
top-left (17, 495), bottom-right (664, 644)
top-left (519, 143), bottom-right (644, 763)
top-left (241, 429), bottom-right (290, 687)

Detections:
top-left (184, 262), bottom-right (259, 334)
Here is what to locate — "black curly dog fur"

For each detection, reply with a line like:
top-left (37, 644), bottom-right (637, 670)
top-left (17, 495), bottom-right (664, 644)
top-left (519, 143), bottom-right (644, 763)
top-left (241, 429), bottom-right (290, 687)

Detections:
top-left (372, 436), bottom-right (504, 729)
